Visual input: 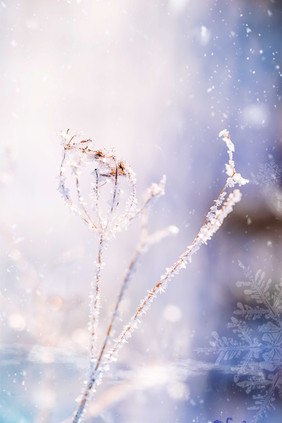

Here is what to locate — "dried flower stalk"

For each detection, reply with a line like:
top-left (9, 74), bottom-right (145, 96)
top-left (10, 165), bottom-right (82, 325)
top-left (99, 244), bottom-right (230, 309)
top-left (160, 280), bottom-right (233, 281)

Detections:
top-left (58, 129), bottom-right (248, 422)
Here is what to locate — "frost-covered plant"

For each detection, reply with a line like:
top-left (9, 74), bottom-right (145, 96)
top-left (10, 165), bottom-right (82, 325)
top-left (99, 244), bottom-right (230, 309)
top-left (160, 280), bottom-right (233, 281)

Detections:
top-left (59, 128), bottom-right (248, 422)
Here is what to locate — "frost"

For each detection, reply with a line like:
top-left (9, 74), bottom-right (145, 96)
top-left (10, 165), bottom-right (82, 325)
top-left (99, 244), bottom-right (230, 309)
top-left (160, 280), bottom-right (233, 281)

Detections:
top-left (58, 130), bottom-right (248, 423)
top-left (197, 264), bottom-right (282, 422)
top-left (58, 130), bottom-right (137, 239)
top-left (219, 129), bottom-right (249, 187)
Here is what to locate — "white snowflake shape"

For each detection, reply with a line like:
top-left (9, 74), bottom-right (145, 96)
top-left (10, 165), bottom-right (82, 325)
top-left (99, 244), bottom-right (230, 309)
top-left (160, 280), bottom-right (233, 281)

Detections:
top-left (197, 263), bottom-right (282, 422)
top-left (252, 160), bottom-right (281, 187)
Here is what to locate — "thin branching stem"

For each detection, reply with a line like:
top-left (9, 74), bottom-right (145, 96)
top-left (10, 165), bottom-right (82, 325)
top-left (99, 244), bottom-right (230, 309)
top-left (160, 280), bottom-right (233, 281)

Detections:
top-left (93, 169), bottom-right (102, 229)
top-left (72, 214), bottom-right (149, 422)
top-left (110, 159), bottom-right (119, 214)
top-left (59, 149), bottom-right (97, 230)
top-left (94, 242), bottom-right (144, 373)
top-left (94, 209), bottom-right (152, 371)
top-left (75, 171), bottom-right (97, 230)
top-left (71, 205), bottom-right (171, 422)
top-left (90, 234), bottom-right (104, 360)
top-left (72, 234), bottom-right (104, 423)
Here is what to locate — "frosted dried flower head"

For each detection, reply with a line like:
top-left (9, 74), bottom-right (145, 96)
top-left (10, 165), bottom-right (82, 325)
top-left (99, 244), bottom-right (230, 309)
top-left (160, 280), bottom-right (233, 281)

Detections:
top-left (59, 130), bottom-right (137, 237)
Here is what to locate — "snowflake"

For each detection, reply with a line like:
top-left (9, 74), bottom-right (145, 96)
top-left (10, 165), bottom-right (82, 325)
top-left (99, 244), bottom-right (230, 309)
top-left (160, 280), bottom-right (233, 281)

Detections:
top-left (252, 159), bottom-right (281, 187)
top-left (197, 263), bottom-right (282, 422)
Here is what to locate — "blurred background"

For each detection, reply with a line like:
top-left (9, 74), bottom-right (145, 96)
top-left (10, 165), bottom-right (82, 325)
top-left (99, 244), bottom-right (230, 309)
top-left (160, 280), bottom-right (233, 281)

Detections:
top-left (0, 0), bottom-right (281, 422)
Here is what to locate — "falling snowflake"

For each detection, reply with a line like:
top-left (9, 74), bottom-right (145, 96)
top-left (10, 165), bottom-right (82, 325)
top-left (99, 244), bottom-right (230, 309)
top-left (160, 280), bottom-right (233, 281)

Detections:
top-left (197, 263), bottom-right (282, 422)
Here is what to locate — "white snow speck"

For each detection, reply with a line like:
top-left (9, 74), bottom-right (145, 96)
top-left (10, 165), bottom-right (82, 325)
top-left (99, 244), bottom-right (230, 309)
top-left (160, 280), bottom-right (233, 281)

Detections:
top-left (207, 85), bottom-right (215, 93)
top-left (200, 25), bottom-right (211, 45)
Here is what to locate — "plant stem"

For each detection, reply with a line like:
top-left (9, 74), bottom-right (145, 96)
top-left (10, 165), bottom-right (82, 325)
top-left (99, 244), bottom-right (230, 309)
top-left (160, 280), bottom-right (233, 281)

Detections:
top-left (72, 234), bottom-right (104, 423)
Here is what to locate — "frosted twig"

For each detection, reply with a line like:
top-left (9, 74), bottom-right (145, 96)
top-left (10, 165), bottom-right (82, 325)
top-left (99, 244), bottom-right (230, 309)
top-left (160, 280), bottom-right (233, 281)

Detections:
top-left (89, 235), bottom-right (104, 360)
top-left (74, 170), bottom-right (97, 230)
top-left (105, 187), bottom-right (243, 366)
top-left (59, 147), bottom-right (96, 230)
top-left (129, 175), bottom-right (166, 222)
top-left (92, 169), bottom-right (102, 229)
top-left (72, 233), bottom-right (105, 423)
top-left (72, 183), bottom-right (177, 422)
top-left (94, 213), bottom-right (178, 373)
top-left (103, 130), bottom-right (248, 367)
top-left (219, 129), bottom-right (249, 188)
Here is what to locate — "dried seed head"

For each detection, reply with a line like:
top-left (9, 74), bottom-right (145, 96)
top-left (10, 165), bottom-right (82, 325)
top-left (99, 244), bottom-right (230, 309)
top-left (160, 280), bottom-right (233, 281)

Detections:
top-left (59, 131), bottom-right (137, 237)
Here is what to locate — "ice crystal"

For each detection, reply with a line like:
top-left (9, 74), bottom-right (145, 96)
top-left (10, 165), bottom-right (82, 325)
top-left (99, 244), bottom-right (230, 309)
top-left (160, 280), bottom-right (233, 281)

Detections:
top-left (252, 159), bottom-right (281, 187)
top-left (197, 264), bottom-right (282, 422)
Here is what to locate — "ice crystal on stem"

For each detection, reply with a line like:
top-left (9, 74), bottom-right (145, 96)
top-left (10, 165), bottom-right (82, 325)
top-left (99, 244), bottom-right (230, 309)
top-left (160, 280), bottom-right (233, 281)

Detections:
top-left (58, 129), bottom-right (248, 422)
